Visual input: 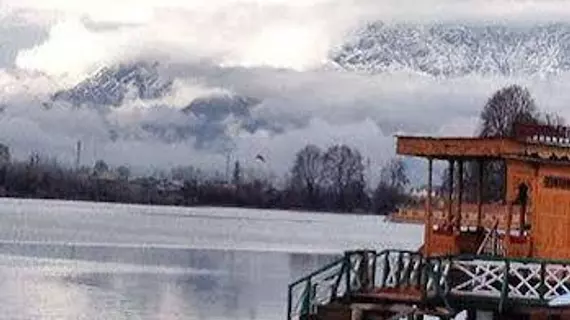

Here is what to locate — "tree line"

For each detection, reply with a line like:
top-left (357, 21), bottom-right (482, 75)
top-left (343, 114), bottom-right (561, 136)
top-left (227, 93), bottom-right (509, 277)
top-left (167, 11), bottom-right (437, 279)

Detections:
top-left (0, 143), bottom-right (411, 214)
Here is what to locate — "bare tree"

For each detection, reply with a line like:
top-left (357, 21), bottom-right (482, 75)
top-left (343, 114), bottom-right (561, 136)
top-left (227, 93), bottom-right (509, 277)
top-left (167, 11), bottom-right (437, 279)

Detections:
top-left (479, 84), bottom-right (540, 138)
top-left (380, 158), bottom-right (409, 191)
top-left (471, 84), bottom-right (566, 202)
top-left (93, 160), bottom-right (109, 176)
top-left (543, 112), bottom-right (566, 126)
top-left (322, 144), bottom-right (366, 211)
top-left (374, 158), bottom-right (410, 215)
top-left (290, 144), bottom-right (324, 207)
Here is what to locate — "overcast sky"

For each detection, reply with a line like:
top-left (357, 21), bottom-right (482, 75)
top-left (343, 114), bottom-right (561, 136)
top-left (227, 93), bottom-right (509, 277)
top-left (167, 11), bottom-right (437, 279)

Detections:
top-left (1, 0), bottom-right (570, 185)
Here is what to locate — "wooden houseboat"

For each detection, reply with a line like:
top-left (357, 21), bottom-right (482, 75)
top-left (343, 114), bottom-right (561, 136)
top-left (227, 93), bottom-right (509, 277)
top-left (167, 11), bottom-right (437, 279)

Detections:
top-left (287, 123), bottom-right (570, 320)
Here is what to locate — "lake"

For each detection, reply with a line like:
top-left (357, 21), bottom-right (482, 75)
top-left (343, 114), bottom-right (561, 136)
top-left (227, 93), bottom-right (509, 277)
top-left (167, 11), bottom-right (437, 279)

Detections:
top-left (0, 198), bottom-right (423, 319)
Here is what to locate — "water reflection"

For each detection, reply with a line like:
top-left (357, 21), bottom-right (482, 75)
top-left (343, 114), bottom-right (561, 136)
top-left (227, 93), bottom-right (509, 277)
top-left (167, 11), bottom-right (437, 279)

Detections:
top-left (0, 243), bottom-right (338, 319)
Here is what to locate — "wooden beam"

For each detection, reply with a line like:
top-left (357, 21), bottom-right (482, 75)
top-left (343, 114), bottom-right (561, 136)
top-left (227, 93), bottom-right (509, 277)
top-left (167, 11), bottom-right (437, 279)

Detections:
top-left (395, 136), bottom-right (519, 159)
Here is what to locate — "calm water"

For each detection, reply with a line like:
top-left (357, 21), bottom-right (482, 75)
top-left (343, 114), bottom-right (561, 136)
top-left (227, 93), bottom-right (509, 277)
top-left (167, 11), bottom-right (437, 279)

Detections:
top-left (0, 246), bottom-right (338, 320)
top-left (0, 198), bottom-right (422, 319)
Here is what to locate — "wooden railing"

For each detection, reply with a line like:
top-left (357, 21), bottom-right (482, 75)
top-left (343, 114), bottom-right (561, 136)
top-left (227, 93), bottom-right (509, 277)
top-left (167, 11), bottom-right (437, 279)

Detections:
top-left (392, 202), bottom-right (528, 231)
top-left (287, 250), bottom-right (570, 319)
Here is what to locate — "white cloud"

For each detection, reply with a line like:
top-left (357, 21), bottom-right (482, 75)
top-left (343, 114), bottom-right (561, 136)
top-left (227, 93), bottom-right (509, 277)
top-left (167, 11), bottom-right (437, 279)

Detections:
top-left (9, 0), bottom-right (361, 83)
top-left (15, 19), bottom-right (124, 84)
top-left (9, 0), bottom-right (570, 83)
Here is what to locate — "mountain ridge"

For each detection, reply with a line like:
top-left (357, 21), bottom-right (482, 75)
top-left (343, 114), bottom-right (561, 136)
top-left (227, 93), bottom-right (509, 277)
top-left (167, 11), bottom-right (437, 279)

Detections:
top-left (330, 22), bottom-right (570, 77)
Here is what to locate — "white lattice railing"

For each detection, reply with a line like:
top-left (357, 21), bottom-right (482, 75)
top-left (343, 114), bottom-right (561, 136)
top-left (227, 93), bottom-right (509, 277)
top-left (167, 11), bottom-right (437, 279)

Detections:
top-left (544, 264), bottom-right (570, 299)
top-left (449, 259), bottom-right (505, 298)
top-left (442, 256), bottom-right (570, 306)
top-left (508, 262), bottom-right (541, 299)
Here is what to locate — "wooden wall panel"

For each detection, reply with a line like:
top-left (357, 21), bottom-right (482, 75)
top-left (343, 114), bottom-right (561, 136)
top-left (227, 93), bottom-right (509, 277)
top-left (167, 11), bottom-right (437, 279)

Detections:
top-left (533, 164), bottom-right (570, 260)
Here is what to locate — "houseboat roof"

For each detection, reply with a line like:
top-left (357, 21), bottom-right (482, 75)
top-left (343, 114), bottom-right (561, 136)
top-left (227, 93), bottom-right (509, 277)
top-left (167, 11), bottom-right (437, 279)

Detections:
top-left (396, 123), bottom-right (570, 162)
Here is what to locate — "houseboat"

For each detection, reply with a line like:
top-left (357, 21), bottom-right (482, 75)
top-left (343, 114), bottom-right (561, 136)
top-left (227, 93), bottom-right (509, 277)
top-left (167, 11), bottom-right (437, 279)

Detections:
top-left (287, 123), bottom-right (570, 320)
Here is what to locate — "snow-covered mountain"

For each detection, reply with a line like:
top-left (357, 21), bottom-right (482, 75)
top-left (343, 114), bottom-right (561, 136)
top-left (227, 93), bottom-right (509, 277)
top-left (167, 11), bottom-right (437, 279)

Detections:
top-left (330, 23), bottom-right (570, 77)
top-left (51, 61), bottom-right (173, 107)
top-left (50, 61), bottom-right (264, 148)
top-left (142, 93), bottom-right (262, 147)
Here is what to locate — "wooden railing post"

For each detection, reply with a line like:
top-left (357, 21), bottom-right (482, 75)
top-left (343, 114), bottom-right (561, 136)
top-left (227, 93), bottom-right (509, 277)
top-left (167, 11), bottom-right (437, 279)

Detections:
top-left (344, 252), bottom-right (351, 294)
top-left (499, 259), bottom-right (510, 314)
top-left (395, 251), bottom-right (403, 287)
top-left (381, 252), bottom-right (389, 288)
top-left (539, 261), bottom-right (546, 303)
top-left (301, 279), bottom-right (312, 317)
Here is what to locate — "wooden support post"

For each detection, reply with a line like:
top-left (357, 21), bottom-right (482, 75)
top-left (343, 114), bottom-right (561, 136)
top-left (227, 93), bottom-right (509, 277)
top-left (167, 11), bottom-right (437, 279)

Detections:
top-left (448, 160), bottom-right (455, 227)
top-left (477, 159), bottom-right (484, 230)
top-left (457, 160), bottom-right (464, 231)
top-left (426, 158), bottom-right (433, 255)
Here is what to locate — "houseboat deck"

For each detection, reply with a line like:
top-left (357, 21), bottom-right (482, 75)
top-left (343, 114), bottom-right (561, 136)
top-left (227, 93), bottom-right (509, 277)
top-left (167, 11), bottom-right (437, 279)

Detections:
top-left (288, 250), bottom-right (570, 319)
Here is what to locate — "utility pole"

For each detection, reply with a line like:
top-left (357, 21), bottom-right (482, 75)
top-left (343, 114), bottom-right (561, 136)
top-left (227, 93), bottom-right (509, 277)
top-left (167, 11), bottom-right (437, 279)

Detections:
top-left (76, 140), bottom-right (82, 170)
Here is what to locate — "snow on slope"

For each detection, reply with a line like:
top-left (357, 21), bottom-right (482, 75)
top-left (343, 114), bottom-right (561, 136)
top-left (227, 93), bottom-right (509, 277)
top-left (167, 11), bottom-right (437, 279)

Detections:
top-left (51, 61), bottom-right (173, 108)
top-left (331, 22), bottom-right (570, 77)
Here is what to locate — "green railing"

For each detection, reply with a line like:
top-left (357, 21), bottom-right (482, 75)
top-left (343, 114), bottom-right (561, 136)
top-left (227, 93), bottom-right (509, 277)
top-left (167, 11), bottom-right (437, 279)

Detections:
top-left (287, 250), bottom-right (570, 320)
top-left (286, 251), bottom-right (371, 320)
top-left (374, 250), bottom-right (424, 289)
top-left (286, 250), bottom-right (429, 320)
